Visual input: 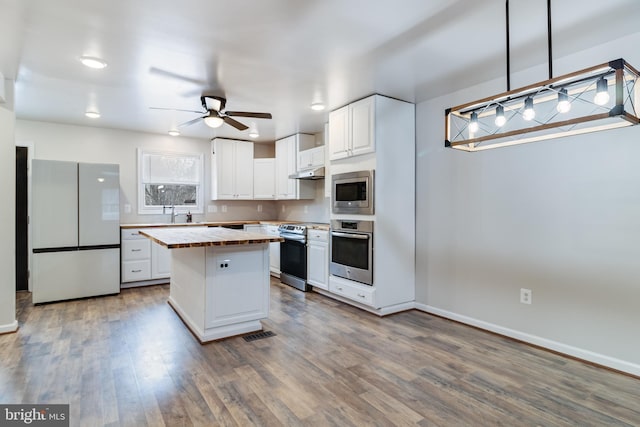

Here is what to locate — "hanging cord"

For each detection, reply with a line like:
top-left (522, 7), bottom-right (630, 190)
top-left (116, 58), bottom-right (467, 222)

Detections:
top-left (547, 0), bottom-right (553, 79)
top-left (506, 0), bottom-right (511, 91)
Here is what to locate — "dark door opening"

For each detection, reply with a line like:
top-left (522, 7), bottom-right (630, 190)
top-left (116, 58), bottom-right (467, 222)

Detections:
top-left (16, 146), bottom-right (28, 291)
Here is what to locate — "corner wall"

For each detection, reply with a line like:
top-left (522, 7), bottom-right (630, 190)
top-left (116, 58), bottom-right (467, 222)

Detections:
top-left (0, 79), bottom-right (17, 333)
top-left (415, 33), bottom-right (640, 375)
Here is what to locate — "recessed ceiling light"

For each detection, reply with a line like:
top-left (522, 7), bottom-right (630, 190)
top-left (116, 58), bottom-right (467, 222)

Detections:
top-left (310, 102), bottom-right (325, 111)
top-left (79, 55), bottom-right (108, 69)
top-left (168, 129), bottom-right (180, 136)
top-left (85, 111), bottom-right (100, 119)
top-left (249, 130), bottom-right (259, 138)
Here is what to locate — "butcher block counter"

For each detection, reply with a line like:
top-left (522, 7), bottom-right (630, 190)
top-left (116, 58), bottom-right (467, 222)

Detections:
top-left (139, 226), bottom-right (283, 248)
top-left (139, 227), bottom-right (283, 342)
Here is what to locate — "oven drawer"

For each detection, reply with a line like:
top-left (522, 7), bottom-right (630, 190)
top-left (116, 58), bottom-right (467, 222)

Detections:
top-left (329, 277), bottom-right (375, 306)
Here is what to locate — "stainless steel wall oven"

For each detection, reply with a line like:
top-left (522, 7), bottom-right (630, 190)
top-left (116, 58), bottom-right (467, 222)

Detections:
top-left (330, 220), bottom-right (373, 285)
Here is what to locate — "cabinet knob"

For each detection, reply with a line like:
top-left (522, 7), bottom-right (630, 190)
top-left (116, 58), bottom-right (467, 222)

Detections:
top-left (358, 293), bottom-right (365, 298)
top-left (132, 269), bottom-right (142, 273)
top-left (131, 249), bottom-right (141, 252)
top-left (337, 286), bottom-right (343, 291)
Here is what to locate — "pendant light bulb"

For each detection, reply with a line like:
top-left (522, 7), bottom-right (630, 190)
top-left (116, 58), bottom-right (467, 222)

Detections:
top-left (594, 77), bottom-right (610, 106)
top-left (469, 112), bottom-right (479, 133)
top-left (495, 105), bottom-right (506, 127)
top-left (556, 88), bottom-right (571, 113)
top-left (522, 97), bottom-right (535, 121)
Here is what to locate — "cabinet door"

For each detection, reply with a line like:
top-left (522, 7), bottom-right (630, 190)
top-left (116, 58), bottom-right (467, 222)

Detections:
top-left (253, 159), bottom-right (276, 199)
top-left (329, 105), bottom-right (349, 160)
top-left (350, 96), bottom-right (376, 157)
top-left (307, 241), bottom-right (328, 290)
top-left (151, 241), bottom-right (171, 279)
top-left (234, 141), bottom-right (254, 199)
top-left (213, 139), bottom-right (236, 199)
top-left (275, 136), bottom-right (297, 199)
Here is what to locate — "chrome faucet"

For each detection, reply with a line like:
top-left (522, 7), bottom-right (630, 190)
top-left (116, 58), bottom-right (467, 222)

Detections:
top-left (163, 205), bottom-right (177, 223)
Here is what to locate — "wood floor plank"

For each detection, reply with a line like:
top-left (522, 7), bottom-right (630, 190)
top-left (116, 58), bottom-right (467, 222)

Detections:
top-left (1, 281), bottom-right (638, 427)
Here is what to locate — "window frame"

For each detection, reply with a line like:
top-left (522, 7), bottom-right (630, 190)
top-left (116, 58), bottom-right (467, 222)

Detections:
top-left (137, 148), bottom-right (204, 215)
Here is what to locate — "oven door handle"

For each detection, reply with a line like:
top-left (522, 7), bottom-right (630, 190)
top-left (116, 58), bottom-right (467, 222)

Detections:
top-left (280, 233), bottom-right (307, 242)
top-left (331, 231), bottom-right (370, 240)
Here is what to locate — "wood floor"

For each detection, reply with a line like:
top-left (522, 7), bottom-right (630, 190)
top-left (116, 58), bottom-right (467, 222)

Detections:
top-left (1, 280), bottom-right (639, 427)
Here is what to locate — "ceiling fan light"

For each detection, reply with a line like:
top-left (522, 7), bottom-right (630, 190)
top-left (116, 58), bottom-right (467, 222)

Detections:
top-left (85, 110), bottom-right (100, 119)
top-left (594, 77), bottom-right (610, 106)
top-left (168, 129), bottom-right (180, 136)
top-left (310, 102), bottom-right (325, 111)
top-left (204, 116), bottom-right (224, 128)
top-left (80, 55), bottom-right (107, 69)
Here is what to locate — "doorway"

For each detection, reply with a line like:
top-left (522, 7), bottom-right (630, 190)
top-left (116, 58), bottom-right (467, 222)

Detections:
top-left (16, 146), bottom-right (28, 291)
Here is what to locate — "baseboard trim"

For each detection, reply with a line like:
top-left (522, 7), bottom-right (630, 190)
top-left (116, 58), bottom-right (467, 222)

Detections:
top-left (415, 303), bottom-right (640, 378)
top-left (0, 320), bottom-right (18, 334)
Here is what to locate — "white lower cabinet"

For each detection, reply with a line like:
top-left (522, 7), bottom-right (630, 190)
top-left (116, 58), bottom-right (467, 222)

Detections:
top-left (244, 224), bottom-right (280, 276)
top-left (307, 229), bottom-right (328, 290)
top-left (151, 241), bottom-right (171, 279)
top-left (121, 228), bottom-right (170, 285)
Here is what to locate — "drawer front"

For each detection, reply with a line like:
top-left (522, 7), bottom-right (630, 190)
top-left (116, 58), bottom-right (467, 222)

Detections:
top-left (329, 279), bottom-right (374, 306)
top-left (308, 229), bottom-right (328, 242)
top-left (121, 228), bottom-right (147, 240)
top-left (122, 239), bottom-right (151, 260)
top-left (122, 260), bottom-right (151, 282)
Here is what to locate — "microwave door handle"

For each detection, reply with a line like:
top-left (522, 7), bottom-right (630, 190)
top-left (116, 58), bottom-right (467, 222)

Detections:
top-left (331, 231), bottom-right (370, 240)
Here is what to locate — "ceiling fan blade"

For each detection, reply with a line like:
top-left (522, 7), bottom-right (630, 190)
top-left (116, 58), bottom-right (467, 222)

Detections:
top-left (223, 116), bottom-right (249, 131)
top-left (150, 107), bottom-right (205, 114)
top-left (178, 115), bottom-right (207, 128)
top-left (225, 111), bottom-right (272, 119)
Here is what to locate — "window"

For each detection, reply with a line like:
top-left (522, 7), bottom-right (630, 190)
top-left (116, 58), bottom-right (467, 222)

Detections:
top-left (138, 148), bottom-right (204, 214)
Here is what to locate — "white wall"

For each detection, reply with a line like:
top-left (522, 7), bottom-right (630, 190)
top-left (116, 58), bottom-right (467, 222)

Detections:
top-left (0, 79), bottom-right (17, 333)
top-left (416, 33), bottom-right (640, 374)
top-left (15, 120), bottom-right (330, 224)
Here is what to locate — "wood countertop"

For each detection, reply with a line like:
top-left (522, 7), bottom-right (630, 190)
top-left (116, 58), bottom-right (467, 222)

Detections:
top-left (139, 226), bottom-right (284, 249)
top-left (121, 221), bottom-right (260, 229)
top-left (121, 220), bottom-right (329, 229)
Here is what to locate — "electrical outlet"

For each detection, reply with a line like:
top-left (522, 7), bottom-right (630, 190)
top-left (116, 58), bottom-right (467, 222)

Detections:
top-left (257, 204), bottom-right (262, 212)
top-left (304, 205), bottom-right (308, 213)
top-left (282, 205), bottom-right (285, 213)
top-left (208, 205), bottom-right (217, 213)
top-left (520, 288), bottom-right (532, 304)
top-left (124, 204), bottom-right (131, 214)
top-left (221, 205), bottom-right (227, 213)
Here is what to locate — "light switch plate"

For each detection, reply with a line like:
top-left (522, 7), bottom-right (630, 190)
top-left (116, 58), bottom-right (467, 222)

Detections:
top-left (208, 205), bottom-right (217, 213)
top-left (222, 205), bottom-right (227, 213)
top-left (124, 204), bottom-right (131, 214)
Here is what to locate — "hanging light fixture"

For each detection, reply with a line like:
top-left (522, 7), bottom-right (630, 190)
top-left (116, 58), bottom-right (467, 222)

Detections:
top-left (594, 77), bottom-right (610, 106)
top-left (445, 1), bottom-right (639, 152)
top-left (556, 88), bottom-right (571, 113)
top-left (522, 97), bottom-right (535, 121)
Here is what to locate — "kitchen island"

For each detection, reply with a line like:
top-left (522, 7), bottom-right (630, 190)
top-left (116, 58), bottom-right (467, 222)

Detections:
top-left (139, 227), bottom-right (283, 342)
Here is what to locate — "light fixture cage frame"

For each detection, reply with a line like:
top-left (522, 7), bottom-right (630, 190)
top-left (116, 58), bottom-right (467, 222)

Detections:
top-left (445, 59), bottom-right (640, 152)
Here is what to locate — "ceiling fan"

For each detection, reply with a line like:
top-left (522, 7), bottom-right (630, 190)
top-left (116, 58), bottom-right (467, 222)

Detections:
top-left (151, 95), bottom-right (272, 131)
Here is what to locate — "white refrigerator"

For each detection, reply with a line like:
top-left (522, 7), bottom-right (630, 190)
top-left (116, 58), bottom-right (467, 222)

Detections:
top-left (31, 160), bottom-right (120, 303)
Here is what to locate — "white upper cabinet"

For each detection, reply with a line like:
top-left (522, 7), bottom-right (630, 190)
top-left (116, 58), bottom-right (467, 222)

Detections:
top-left (253, 158), bottom-right (276, 200)
top-left (211, 138), bottom-right (254, 200)
top-left (275, 134), bottom-right (315, 200)
top-left (297, 146), bottom-right (325, 171)
top-left (329, 95), bottom-right (376, 160)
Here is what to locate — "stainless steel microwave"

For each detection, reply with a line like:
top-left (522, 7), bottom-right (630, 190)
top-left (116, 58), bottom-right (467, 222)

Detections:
top-left (331, 170), bottom-right (374, 215)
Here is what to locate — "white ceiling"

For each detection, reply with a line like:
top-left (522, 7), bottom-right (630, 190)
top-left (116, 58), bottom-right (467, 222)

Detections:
top-left (2, 0), bottom-right (639, 142)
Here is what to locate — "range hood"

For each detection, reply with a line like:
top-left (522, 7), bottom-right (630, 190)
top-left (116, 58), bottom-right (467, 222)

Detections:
top-left (289, 166), bottom-right (325, 180)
